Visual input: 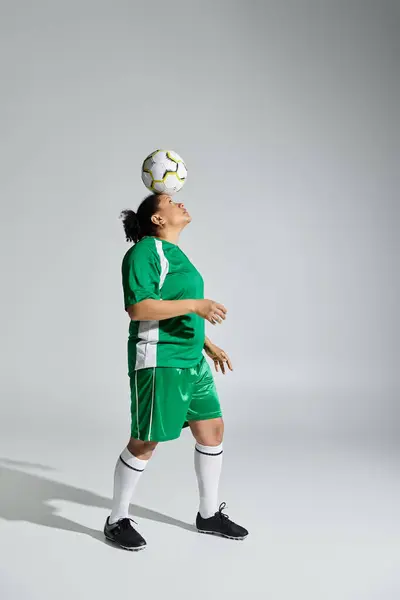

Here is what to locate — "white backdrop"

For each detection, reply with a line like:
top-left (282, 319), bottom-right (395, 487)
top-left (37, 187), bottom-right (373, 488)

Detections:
top-left (1, 1), bottom-right (398, 443)
top-left (0, 2), bottom-right (399, 599)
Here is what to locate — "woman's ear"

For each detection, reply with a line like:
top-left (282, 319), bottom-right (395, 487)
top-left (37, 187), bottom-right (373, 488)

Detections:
top-left (151, 214), bottom-right (165, 227)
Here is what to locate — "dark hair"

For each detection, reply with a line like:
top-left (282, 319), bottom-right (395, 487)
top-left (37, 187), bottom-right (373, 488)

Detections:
top-left (119, 193), bottom-right (161, 243)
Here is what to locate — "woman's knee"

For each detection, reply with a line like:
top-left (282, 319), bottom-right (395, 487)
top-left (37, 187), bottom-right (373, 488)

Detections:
top-left (127, 437), bottom-right (158, 460)
top-left (190, 417), bottom-right (224, 446)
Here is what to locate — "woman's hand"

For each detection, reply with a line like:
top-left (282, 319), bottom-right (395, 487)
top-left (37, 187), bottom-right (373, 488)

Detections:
top-left (193, 299), bottom-right (227, 325)
top-left (204, 340), bottom-right (233, 374)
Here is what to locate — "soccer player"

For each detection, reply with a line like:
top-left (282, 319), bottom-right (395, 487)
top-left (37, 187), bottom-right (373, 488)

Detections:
top-left (104, 193), bottom-right (248, 550)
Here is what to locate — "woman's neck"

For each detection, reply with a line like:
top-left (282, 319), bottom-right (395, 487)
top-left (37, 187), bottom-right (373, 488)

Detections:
top-left (154, 229), bottom-right (180, 245)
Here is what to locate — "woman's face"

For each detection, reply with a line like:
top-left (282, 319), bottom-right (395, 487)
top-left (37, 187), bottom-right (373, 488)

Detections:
top-left (153, 194), bottom-right (191, 229)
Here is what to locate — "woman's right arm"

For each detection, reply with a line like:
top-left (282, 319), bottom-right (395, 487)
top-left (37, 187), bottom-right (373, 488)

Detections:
top-left (127, 298), bottom-right (227, 324)
top-left (123, 244), bottom-right (226, 323)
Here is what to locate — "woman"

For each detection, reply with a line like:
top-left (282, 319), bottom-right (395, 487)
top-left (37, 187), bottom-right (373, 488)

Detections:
top-left (104, 192), bottom-right (248, 550)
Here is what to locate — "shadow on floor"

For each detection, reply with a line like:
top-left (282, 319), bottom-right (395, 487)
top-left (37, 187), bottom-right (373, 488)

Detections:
top-left (0, 457), bottom-right (196, 544)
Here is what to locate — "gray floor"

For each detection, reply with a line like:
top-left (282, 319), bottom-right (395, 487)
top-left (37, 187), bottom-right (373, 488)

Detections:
top-left (1, 423), bottom-right (399, 600)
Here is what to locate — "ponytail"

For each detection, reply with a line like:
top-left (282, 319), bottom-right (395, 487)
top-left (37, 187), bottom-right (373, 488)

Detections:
top-left (120, 209), bottom-right (141, 243)
top-left (120, 193), bottom-right (161, 244)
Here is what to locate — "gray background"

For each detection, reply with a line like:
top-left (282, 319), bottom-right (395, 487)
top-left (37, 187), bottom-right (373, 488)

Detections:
top-left (0, 1), bottom-right (399, 599)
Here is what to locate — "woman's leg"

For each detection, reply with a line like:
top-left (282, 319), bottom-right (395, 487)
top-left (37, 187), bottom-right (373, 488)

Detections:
top-left (189, 417), bottom-right (224, 518)
top-left (189, 416), bottom-right (248, 539)
top-left (109, 437), bottom-right (158, 524)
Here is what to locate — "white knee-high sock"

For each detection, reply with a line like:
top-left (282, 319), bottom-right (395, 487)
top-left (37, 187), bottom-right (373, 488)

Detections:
top-left (109, 447), bottom-right (148, 524)
top-left (194, 442), bottom-right (223, 519)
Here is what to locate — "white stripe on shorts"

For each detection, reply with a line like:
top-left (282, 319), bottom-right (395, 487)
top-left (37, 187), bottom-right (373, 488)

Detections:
top-left (135, 370), bottom-right (140, 439)
top-left (148, 367), bottom-right (156, 441)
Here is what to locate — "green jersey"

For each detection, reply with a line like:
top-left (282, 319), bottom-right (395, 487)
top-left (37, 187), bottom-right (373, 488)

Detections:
top-left (122, 236), bottom-right (205, 372)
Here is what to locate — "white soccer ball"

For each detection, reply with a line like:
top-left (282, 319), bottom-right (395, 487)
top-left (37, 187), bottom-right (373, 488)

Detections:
top-left (141, 149), bottom-right (187, 195)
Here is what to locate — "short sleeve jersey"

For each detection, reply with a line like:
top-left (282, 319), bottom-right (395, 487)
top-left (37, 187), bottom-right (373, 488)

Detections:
top-left (122, 236), bottom-right (205, 372)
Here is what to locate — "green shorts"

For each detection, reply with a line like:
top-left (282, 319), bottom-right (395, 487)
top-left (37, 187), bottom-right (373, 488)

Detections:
top-left (129, 355), bottom-right (222, 442)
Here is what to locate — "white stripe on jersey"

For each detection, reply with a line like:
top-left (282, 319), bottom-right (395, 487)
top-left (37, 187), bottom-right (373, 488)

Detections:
top-left (135, 239), bottom-right (169, 370)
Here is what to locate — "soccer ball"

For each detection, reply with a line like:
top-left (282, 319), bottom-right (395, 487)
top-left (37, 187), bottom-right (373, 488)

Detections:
top-left (141, 149), bottom-right (187, 195)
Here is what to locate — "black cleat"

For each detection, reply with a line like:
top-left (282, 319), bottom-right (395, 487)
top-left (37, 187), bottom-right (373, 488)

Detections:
top-left (104, 516), bottom-right (147, 551)
top-left (196, 502), bottom-right (249, 540)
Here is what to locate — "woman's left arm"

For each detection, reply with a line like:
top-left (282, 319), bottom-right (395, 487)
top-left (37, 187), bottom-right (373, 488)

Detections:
top-left (203, 337), bottom-right (233, 374)
top-left (204, 336), bottom-right (213, 351)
